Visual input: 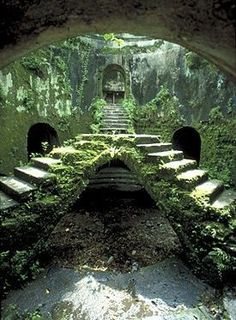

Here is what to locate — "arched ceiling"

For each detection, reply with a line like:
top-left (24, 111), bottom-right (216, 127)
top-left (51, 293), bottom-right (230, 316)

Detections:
top-left (0, 0), bottom-right (235, 81)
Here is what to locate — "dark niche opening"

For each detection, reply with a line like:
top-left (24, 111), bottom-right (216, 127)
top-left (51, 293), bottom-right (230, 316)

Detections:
top-left (27, 123), bottom-right (60, 159)
top-left (102, 64), bottom-right (126, 104)
top-left (87, 159), bottom-right (145, 193)
top-left (172, 126), bottom-right (201, 165)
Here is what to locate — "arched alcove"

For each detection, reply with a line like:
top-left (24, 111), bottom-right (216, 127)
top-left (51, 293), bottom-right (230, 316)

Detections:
top-left (27, 123), bottom-right (60, 159)
top-left (172, 126), bottom-right (201, 165)
top-left (102, 65), bottom-right (126, 104)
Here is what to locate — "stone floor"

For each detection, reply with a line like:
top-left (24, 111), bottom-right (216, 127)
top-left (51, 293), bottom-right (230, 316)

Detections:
top-left (2, 258), bottom-right (219, 319)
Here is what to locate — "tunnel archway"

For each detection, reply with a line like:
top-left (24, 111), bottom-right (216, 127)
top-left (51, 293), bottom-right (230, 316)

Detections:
top-left (172, 126), bottom-right (201, 165)
top-left (102, 65), bottom-right (126, 104)
top-left (0, 2), bottom-right (235, 80)
top-left (27, 123), bottom-right (60, 159)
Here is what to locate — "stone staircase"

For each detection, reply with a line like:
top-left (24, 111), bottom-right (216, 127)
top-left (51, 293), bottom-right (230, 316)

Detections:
top-left (137, 142), bottom-right (236, 208)
top-left (0, 135), bottom-right (160, 211)
top-left (0, 157), bottom-right (61, 210)
top-left (1, 134), bottom-right (236, 211)
top-left (100, 104), bottom-right (132, 133)
top-left (87, 166), bottom-right (143, 192)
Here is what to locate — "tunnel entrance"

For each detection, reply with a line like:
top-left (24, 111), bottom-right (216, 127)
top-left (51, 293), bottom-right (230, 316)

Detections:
top-left (102, 65), bottom-right (126, 104)
top-left (27, 123), bottom-right (60, 159)
top-left (172, 127), bottom-right (201, 165)
top-left (47, 159), bottom-right (182, 271)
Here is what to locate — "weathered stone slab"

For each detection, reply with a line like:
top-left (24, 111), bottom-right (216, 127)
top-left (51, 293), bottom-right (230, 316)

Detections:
top-left (192, 180), bottom-right (224, 203)
top-left (177, 169), bottom-right (208, 189)
top-left (212, 189), bottom-right (236, 209)
top-left (14, 166), bottom-right (55, 185)
top-left (31, 157), bottom-right (62, 171)
top-left (161, 159), bottom-right (197, 175)
top-left (0, 176), bottom-right (36, 200)
top-left (137, 143), bottom-right (172, 153)
top-left (148, 150), bottom-right (183, 163)
top-left (0, 191), bottom-right (19, 210)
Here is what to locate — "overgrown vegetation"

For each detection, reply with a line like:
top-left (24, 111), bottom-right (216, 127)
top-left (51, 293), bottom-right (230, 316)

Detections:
top-left (2, 304), bottom-right (44, 320)
top-left (89, 98), bottom-right (107, 133)
top-left (101, 35), bottom-right (164, 55)
top-left (131, 85), bottom-right (236, 186)
top-left (131, 86), bottom-right (184, 140)
top-left (198, 107), bottom-right (236, 186)
top-left (1, 134), bottom-right (235, 307)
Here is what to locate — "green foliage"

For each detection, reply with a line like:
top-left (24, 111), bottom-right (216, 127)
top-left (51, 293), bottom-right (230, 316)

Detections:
top-left (208, 106), bottom-right (224, 122)
top-left (208, 247), bottom-right (231, 272)
top-left (10, 250), bottom-right (31, 281)
top-left (1, 133), bottom-right (235, 293)
top-left (21, 51), bottom-right (46, 78)
top-left (122, 97), bottom-right (137, 120)
top-left (77, 40), bottom-right (92, 108)
top-left (199, 116), bottom-right (236, 185)
top-left (103, 33), bottom-right (125, 47)
top-left (89, 98), bottom-right (107, 133)
top-left (185, 51), bottom-right (208, 70)
top-left (0, 84), bottom-right (6, 103)
top-left (134, 85), bottom-right (184, 140)
top-left (60, 36), bottom-right (81, 50)
top-left (101, 40), bottom-right (164, 55)
top-left (9, 250), bottom-right (42, 283)
top-left (2, 304), bottom-right (44, 320)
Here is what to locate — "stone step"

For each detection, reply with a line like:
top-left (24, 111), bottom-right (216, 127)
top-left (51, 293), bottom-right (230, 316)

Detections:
top-left (148, 150), bottom-right (184, 163)
top-left (0, 190), bottom-right (19, 210)
top-left (98, 167), bottom-right (133, 174)
top-left (160, 159), bottom-right (197, 176)
top-left (133, 134), bottom-right (161, 144)
top-left (192, 179), bottom-right (224, 203)
top-left (100, 128), bottom-right (129, 133)
top-left (103, 115), bottom-right (129, 119)
top-left (101, 122), bottom-right (130, 127)
top-left (103, 108), bottom-right (125, 112)
top-left (103, 105), bottom-right (124, 110)
top-left (31, 157), bottom-right (62, 171)
top-left (137, 143), bottom-right (172, 153)
top-left (102, 119), bottom-right (130, 123)
top-left (87, 183), bottom-right (142, 192)
top-left (103, 112), bottom-right (127, 116)
top-left (176, 169), bottom-right (209, 189)
top-left (14, 166), bottom-right (56, 185)
top-left (89, 177), bottom-right (139, 184)
top-left (95, 172), bottom-right (135, 179)
top-left (0, 176), bottom-right (36, 201)
top-left (212, 189), bottom-right (236, 209)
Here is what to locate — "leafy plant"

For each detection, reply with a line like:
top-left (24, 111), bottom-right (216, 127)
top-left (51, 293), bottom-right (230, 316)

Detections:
top-left (208, 248), bottom-right (230, 273)
top-left (103, 33), bottom-right (125, 47)
top-left (89, 98), bottom-right (107, 133)
top-left (185, 51), bottom-right (208, 70)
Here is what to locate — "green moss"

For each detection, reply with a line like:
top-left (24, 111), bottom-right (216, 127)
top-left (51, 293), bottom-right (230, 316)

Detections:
top-left (89, 98), bottom-right (107, 133)
top-left (185, 51), bottom-right (208, 70)
top-left (101, 39), bottom-right (164, 55)
top-left (134, 85), bottom-right (184, 140)
top-left (1, 134), bottom-right (235, 292)
top-left (197, 117), bottom-right (236, 186)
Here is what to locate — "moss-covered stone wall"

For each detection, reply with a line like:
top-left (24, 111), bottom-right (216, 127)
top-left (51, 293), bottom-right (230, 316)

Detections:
top-left (1, 35), bottom-right (236, 180)
top-left (132, 87), bottom-right (236, 187)
top-left (0, 40), bottom-right (96, 175)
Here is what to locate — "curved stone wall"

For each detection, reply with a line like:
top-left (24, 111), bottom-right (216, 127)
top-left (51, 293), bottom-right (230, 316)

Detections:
top-left (0, 1), bottom-right (235, 80)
